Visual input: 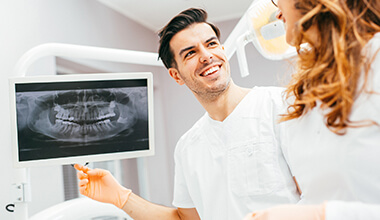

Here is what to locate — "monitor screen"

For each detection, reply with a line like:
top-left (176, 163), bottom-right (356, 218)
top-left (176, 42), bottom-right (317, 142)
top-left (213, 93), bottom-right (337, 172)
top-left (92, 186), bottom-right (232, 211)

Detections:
top-left (9, 72), bottom-right (154, 167)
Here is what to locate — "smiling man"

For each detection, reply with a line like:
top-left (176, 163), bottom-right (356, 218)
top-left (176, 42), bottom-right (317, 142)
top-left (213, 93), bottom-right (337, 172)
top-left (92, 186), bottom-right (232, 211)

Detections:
top-left (168, 22), bottom-right (233, 100)
top-left (75, 8), bottom-right (299, 220)
top-left (167, 22), bottom-right (246, 121)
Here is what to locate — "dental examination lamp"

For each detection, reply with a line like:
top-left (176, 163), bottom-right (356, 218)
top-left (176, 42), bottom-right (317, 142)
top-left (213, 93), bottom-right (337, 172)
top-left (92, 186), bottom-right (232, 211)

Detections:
top-left (10, 43), bottom-right (163, 220)
top-left (224, 0), bottom-right (297, 77)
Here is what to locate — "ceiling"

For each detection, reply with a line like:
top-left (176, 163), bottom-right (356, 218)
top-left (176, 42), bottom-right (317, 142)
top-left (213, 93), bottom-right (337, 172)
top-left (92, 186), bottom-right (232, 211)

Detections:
top-left (97, 0), bottom-right (254, 32)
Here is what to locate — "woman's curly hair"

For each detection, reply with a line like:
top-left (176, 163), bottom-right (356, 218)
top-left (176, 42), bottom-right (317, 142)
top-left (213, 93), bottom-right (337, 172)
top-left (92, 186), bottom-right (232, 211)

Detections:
top-left (281, 0), bottom-right (380, 134)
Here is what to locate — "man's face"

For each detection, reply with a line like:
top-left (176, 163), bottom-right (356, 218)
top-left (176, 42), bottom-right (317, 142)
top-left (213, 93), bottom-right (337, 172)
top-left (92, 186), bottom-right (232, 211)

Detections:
top-left (168, 23), bottom-right (231, 99)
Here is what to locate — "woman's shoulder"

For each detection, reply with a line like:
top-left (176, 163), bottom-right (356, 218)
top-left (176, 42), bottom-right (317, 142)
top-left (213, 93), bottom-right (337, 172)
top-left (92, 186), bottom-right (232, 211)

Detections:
top-left (373, 32), bottom-right (380, 39)
top-left (367, 32), bottom-right (380, 50)
top-left (363, 32), bottom-right (380, 67)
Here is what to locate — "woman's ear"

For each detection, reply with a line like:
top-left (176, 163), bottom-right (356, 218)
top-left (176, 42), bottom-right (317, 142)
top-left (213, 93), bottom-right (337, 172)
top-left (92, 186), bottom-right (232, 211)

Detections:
top-left (168, 68), bottom-right (185, 85)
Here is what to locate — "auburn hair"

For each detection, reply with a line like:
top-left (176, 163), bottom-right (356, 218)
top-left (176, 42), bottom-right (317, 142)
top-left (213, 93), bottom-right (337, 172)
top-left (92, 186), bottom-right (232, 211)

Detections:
top-left (281, 0), bottom-right (380, 134)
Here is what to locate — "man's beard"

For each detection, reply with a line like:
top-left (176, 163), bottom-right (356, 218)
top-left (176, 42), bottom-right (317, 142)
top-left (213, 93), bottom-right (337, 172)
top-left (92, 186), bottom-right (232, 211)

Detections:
top-left (179, 71), bottom-right (231, 102)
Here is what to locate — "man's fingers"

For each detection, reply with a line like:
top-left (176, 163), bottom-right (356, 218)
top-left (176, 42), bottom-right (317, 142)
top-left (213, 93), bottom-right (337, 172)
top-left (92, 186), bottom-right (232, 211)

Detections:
top-left (77, 171), bottom-right (88, 180)
top-left (74, 164), bottom-right (83, 171)
top-left (79, 185), bottom-right (88, 195)
top-left (74, 164), bottom-right (90, 173)
top-left (87, 168), bottom-right (108, 177)
top-left (79, 179), bottom-right (89, 187)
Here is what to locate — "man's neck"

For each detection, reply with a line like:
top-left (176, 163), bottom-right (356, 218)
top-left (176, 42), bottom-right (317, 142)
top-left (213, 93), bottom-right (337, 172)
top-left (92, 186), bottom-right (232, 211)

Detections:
top-left (196, 82), bottom-right (251, 122)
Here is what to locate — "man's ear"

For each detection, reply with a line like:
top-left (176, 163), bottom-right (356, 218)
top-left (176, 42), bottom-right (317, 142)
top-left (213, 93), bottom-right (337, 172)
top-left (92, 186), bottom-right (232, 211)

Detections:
top-left (168, 68), bottom-right (185, 85)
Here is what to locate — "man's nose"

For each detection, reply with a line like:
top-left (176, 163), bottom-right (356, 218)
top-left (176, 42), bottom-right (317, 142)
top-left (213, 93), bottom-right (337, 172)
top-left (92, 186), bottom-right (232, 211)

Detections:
top-left (199, 47), bottom-right (213, 63)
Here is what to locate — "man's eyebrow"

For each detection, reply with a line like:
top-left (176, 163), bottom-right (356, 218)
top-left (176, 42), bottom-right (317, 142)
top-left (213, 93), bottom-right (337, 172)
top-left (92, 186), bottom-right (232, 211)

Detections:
top-left (179, 45), bottom-right (195, 57)
top-left (205, 36), bottom-right (218, 44)
top-left (178, 36), bottom-right (219, 57)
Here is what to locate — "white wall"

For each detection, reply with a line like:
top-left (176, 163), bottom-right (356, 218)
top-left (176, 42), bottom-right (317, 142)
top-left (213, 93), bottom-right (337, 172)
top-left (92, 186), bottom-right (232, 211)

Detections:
top-left (0, 1), bottom-right (171, 219)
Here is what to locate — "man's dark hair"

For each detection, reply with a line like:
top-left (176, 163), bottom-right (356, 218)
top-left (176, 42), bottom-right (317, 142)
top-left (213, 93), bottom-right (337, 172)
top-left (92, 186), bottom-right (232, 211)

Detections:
top-left (158, 8), bottom-right (221, 69)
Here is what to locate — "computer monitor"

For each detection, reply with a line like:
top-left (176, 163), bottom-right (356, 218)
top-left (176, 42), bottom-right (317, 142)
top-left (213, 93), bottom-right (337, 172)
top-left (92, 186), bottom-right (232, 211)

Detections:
top-left (9, 72), bottom-right (154, 167)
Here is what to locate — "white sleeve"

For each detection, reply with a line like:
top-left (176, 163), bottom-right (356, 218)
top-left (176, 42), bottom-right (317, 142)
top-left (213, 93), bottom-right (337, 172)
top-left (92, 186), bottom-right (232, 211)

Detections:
top-left (269, 86), bottom-right (295, 176)
top-left (326, 201), bottom-right (380, 220)
top-left (172, 143), bottom-right (194, 208)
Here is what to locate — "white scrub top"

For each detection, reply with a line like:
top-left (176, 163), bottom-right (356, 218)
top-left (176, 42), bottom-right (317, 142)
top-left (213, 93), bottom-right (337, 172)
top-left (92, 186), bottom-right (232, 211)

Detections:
top-left (173, 87), bottom-right (300, 220)
top-left (281, 33), bottom-right (380, 219)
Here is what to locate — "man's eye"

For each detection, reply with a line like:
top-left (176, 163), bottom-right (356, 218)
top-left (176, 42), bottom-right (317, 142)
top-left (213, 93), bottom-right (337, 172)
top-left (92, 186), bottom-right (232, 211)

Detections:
top-left (185, 51), bottom-right (195, 58)
top-left (208, 41), bottom-right (218, 46)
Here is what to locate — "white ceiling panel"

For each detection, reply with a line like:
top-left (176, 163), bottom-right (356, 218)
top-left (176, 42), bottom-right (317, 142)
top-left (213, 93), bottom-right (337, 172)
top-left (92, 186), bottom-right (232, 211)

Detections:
top-left (97, 0), bottom-right (254, 32)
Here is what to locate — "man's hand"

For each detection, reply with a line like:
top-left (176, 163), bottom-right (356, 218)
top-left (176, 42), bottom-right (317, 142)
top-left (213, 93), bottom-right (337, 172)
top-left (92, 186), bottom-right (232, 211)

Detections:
top-left (74, 164), bottom-right (132, 209)
top-left (243, 204), bottom-right (325, 220)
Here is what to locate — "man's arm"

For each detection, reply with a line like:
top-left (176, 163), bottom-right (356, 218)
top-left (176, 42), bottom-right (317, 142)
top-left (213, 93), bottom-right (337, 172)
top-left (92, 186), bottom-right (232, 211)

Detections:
top-left (74, 164), bottom-right (200, 220)
top-left (123, 193), bottom-right (200, 220)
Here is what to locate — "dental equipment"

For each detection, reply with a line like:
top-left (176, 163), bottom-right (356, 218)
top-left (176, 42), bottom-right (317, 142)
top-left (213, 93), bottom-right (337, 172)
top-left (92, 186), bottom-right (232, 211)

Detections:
top-left (224, 0), bottom-right (297, 77)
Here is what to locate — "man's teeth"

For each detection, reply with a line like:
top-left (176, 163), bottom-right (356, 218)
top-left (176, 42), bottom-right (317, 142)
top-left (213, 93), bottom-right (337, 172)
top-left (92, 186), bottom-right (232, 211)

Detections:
top-left (203, 66), bottom-right (219, 76)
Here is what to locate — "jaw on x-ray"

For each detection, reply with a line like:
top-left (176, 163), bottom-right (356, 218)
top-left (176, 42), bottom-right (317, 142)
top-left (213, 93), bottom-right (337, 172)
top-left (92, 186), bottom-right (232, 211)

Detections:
top-left (17, 87), bottom-right (147, 142)
top-left (15, 86), bottom-right (149, 161)
top-left (18, 88), bottom-right (145, 143)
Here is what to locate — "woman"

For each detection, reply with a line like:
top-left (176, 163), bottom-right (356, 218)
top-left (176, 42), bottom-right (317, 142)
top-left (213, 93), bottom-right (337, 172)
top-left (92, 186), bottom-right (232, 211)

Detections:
top-left (244, 0), bottom-right (380, 219)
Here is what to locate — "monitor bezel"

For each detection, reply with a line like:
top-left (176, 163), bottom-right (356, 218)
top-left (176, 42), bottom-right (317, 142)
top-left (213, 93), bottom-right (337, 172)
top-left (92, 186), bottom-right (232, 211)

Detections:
top-left (9, 72), bottom-right (154, 168)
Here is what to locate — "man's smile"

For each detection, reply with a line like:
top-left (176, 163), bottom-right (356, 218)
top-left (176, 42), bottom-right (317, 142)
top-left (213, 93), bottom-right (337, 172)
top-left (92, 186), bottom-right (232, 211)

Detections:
top-left (199, 64), bottom-right (222, 77)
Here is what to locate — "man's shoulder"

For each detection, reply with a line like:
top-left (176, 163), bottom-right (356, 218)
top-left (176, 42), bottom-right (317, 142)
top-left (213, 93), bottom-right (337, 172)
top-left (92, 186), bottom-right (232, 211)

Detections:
top-left (175, 113), bottom-right (208, 149)
top-left (246, 86), bottom-right (286, 107)
top-left (250, 86), bottom-right (285, 96)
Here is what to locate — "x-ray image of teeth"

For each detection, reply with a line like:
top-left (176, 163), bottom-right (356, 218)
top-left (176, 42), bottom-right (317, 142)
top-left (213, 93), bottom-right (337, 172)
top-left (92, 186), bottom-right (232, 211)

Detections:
top-left (18, 88), bottom-right (145, 142)
top-left (15, 87), bottom-right (149, 162)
